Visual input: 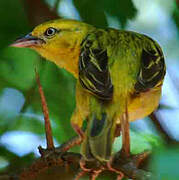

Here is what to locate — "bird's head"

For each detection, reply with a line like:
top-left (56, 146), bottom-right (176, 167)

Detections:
top-left (11, 19), bottom-right (93, 77)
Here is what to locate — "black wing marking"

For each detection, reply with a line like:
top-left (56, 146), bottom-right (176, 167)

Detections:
top-left (135, 39), bottom-right (166, 92)
top-left (79, 33), bottom-right (113, 100)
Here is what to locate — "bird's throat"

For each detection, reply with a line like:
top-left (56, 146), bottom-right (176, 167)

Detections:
top-left (35, 45), bottom-right (80, 78)
top-left (54, 48), bottom-right (80, 78)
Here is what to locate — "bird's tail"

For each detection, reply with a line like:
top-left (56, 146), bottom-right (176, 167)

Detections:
top-left (81, 112), bottom-right (115, 162)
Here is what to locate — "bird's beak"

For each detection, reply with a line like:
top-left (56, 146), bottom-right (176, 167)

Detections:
top-left (10, 33), bottom-right (45, 48)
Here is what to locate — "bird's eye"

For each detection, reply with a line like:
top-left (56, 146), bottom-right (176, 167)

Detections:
top-left (44, 27), bottom-right (57, 37)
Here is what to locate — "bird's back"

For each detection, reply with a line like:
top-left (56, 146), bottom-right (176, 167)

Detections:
top-left (78, 25), bottom-right (165, 162)
top-left (104, 28), bottom-right (166, 120)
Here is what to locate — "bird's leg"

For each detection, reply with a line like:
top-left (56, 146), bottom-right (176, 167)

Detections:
top-left (107, 157), bottom-right (124, 179)
top-left (107, 102), bottom-right (151, 179)
top-left (72, 123), bottom-right (85, 141)
top-left (119, 103), bottom-right (150, 166)
top-left (76, 124), bottom-right (124, 180)
top-left (74, 169), bottom-right (87, 180)
top-left (120, 104), bottom-right (130, 157)
top-left (79, 158), bottom-right (92, 172)
top-left (107, 103), bottom-right (130, 170)
top-left (90, 167), bottom-right (105, 180)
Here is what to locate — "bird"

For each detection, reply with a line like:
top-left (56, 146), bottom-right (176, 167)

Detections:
top-left (11, 19), bottom-right (166, 164)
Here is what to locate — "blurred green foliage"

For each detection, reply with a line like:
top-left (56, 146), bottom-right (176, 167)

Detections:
top-left (0, 0), bottom-right (179, 179)
top-left (0, 1), bottom-right (29, 48)
top-left (172, 2), bottom-right (179, 34)
top-left (113, 130), bottom-right (164, 155)
top-left (73, 0), bottom-right (137, 28)
top-left (151, 146), bottom-right (179, 180)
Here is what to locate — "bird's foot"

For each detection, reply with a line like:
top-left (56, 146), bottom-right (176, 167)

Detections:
top-left (75, 158), bottom-right (124, 180)
top-left (75, 151), bottom-right (151, 180)
top-left (107, 159), bottom-right (124, 180)
top-left (74, 158), bottom-right (105, 180)
top-left (107, 150), bottom-right (151, 179)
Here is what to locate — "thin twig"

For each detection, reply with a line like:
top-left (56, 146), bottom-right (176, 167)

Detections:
top-left (149, 112), bottom-right (177, 144)
top-left (35, 69), bottom-right (54, 150)
top-left (53, 0), bottom-right (60, 12)
top-left (56, 136), bottom-right (82, 152)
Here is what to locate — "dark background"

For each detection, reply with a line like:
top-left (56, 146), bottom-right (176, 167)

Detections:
top-left (0, 0), bottom-right (179, 179)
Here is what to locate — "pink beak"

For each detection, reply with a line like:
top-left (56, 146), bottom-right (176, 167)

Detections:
top-left (10, 33), bottom-right (45, 48)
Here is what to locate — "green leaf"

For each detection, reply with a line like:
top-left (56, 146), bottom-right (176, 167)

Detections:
top-left (0, 0), bottom-right (30, 48)
top-left (0, 47), bottom-right (40, 91)
top-left (102, 0), bottom-right (137, 28)
top-left (73, 0), bottom-right (108, 28)
top-left (73, 0), bottom-right (137, 28)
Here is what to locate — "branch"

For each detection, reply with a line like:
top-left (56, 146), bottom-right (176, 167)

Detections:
top-left (149, 112), bottom-right (178, 144)
top-left (53, 0), bottom-right (61, 12)
top-left (20, 152), bottom-right (82, 180)
top-left (35, 69), bottom-right (54, 150)
top-left (19, 151), bottom-right (153, 180)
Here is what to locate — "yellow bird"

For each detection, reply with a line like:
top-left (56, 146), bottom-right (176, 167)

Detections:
top-left (11, 19), bottom-right (165, 164)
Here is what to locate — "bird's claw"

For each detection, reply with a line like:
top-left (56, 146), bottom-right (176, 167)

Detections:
top-left (74, 158), bottom-right (105, 180)
top-left (74, 170), bottom-right (86, 180)
top-left (107, 159), bottom-right (124, 180)
top-left (75, 158), bottom-right (124, 180)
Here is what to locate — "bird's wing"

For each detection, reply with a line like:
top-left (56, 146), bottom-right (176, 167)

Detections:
top-left (79, 33), bottom-right (113, 100)
top-left (134, 37), bottom-right (166, 92)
